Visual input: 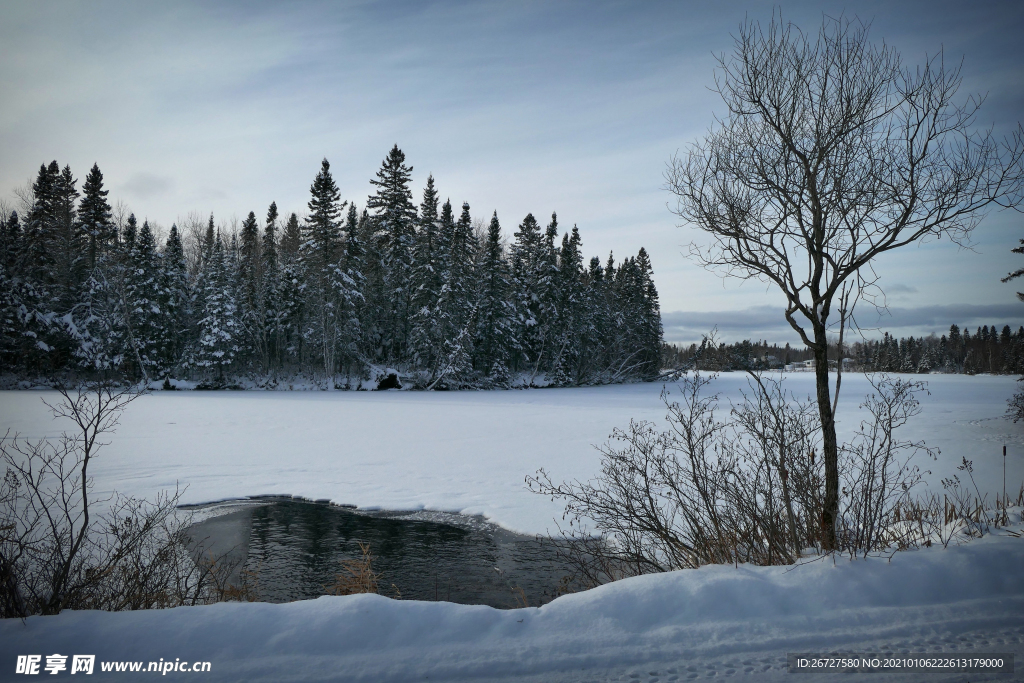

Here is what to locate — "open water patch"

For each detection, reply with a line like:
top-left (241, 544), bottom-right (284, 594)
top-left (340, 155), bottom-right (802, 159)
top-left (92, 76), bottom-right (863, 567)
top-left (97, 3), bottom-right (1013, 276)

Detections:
top-left (184, 498), bottom-right (577, 609)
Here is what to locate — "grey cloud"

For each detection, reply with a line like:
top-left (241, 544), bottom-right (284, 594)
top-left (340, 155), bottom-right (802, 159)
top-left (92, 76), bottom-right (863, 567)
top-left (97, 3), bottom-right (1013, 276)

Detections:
top-left (886, 284), bottom-right (919, 295)
top-left (662, 307), bottom-right (803, 345)
top-left (856, 303), bottom-right (1024, 330)
top-left (120, 173), bottom-right (174, 200)
top-left (662, 307), bottom-right (786, 333)
top-left (663, 303), bottom-right (1024, 345)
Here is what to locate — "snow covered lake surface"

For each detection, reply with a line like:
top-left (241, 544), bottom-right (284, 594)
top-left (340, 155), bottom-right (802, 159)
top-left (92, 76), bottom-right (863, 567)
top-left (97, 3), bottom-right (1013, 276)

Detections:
top-left (2, 373), bottom-right (1022, 535)
top-left (2, 373), bottom-right (1023, 681)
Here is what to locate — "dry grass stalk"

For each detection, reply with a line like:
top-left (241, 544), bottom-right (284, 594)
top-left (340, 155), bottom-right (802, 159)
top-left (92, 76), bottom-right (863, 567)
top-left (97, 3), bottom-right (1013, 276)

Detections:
top-left (325, 541), bottom-right (380, 596)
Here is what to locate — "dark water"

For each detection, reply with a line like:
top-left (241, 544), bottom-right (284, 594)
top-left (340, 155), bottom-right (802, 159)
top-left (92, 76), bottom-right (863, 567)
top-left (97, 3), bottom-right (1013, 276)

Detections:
top-left (185, 499), bottom-right (577, 609)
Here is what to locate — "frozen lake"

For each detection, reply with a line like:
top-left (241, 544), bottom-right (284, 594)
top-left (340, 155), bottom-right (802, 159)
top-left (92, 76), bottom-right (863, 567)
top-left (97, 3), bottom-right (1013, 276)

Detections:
top-left (2, 373), bottom-right (1022, 536)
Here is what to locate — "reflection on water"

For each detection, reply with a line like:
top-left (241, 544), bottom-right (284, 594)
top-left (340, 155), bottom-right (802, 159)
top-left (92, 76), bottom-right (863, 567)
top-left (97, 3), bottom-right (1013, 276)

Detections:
top-left (187, 499), bottom-right (576, 609)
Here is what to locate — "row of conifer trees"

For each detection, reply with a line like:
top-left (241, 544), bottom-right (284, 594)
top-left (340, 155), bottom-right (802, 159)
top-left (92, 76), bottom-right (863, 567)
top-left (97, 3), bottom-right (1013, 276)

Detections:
top-left (849, 325), bottom-right (1024, 375)
top-left (660, 324), bottom-right (1024, 376)
top-left (0, 146), bottom-right (663, 388)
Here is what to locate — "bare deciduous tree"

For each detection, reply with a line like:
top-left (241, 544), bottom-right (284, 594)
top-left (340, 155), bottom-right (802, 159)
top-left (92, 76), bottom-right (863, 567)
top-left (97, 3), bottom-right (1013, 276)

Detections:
top-left (665, 14), bottom-right (1024, 547)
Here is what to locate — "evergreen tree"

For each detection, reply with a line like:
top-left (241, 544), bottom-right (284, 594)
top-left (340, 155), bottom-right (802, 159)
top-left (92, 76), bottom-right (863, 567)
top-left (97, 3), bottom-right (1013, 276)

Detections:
top-left (261, 202), bottom-right (282, 371)
top-left (306, 159), bottom-right (344, 259)
top-left (0, 220), bottom-right (49, 374)
top-left (122, 220), bottom-right (165, 380)
top-left (193, 234), bottom-right (240, 379)
top-left (51, 165), bottom-right (83, 306)
top-left (367, 145), bottom-right (417, 362)
top-left (239, 211), bottom-right (261, 293)
top-left (510, 212), bottom-right (543, 374)
top-left (635, 247), bottom-right (663, 378)
top-left (202, 214), bottom-right (215, 264)
top-left (550, 225), bottom-right (585, 385)
top-left (342, 203), bottom-right (362, 273)
top-left (583, 254), bottom-right (611, 379)
top-left (25, 161), bottom-right (60, 285)
top-left (431, 201), bottom-right (477, 386)
top-left (474, 211), bottom-right (517, 383)
top-left (162, 223), bottom-right (189, 372)
top-left (1, 211), bottom-right (22, 274)
top-left (278, 212), bottom-right (305, 367)
top-left (356, 206), bottom-right (385, 364)
top-left (900, 337), bottom-right (916, 373)
top-left (337, 202), bottom-right (365, 378)
top-left (302, 158), bottom-right (352, 383)
top-left (1002, 238), bottom-right (1024, 301)
top-left (410, 176), bottom-right (442, 369)
top-left (534, 213), bottom-right (562, 374)
top-left (280, 212), bottom-right (301, 259)
top-left (238, 210), bottom-right (263, 369)
top-left (122, 213), bottom-right (138, 253)
top-left (79, 163), bottom-right (113, 271)
top-left (949, 324), bottom-right (963, 370)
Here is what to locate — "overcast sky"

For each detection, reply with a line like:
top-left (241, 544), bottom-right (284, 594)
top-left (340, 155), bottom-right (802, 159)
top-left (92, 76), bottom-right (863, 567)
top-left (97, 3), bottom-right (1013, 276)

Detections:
top-left (2, 0), bottom-right (1022, 344)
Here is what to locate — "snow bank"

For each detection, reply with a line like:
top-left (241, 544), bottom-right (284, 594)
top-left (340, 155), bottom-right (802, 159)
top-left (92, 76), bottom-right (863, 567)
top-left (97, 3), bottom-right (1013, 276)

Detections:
top-left (2, 529), bottom-right (1022, 682)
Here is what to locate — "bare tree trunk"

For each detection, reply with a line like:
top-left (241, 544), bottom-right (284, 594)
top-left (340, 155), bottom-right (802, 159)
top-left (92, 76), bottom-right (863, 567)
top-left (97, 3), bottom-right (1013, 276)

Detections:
top-left (812, 325), bottom-right (838, 550)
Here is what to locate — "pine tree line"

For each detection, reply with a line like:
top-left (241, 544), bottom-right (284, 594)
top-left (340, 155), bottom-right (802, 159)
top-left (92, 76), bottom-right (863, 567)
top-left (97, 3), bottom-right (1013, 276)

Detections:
top-left (661, 340), bottom-right (812, 371)
top-left (0, 148), bottom-right (663, 388)
top-left (661, 323), bottom-right (1024, 375)
top-left (850, 324), bottom-right (1024, 375)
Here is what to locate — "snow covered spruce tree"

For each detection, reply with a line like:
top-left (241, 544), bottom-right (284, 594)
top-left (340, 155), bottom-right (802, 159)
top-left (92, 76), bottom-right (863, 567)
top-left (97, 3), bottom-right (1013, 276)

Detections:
top-left (47, 164), bottom-right (85, 313)
top-left (474, 211), bottom-right (517, 385)
top-left (409, 176), bottom-right (443, 372)
top-left (367, 145), bottom-right (418, 364)
top-left (191, 233), bottom-right (240, 381)
top-left (300, 158), bottom-right (360, 385)
top-left (119, 220), bottom-right (168, 381)
top-left (79, 163), bottom-right (115, 272)
top-left (238, 210), bottom-right (263, 370)
top-left (509, 212), bottom-right (544, 376)
top-left (161, 223), bottom-right (189, 372)
top-left (338, 202), bottom-right (366, 378)
top-left (666, 14), bottom-right (1024, 547)
top-left (549, 225), bottom-right (585, 385)
top-left (259, 202), bottom-right (283, 373)
top-left (277, 211), bottom-right (305, 367)
top-left (0, 208), bottom-right (52, 375)
top-left (428, 201), bottom-right (478, 388)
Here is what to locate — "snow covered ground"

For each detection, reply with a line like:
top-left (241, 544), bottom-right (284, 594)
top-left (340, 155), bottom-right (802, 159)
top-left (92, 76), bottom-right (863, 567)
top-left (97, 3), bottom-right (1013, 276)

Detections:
top-left (1, 373), bottom-right (1022, 535)
top-left (2, 373), bottom-right (1023, 681)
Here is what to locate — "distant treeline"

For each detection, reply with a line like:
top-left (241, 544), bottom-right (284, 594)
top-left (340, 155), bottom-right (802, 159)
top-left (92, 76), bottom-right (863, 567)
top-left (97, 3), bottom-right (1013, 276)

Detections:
top-left (662, 339), bottom-right (813, 372)
top-left (662, 323), bottom-right (1024, 375)
top-left (0, 147), bottom-right (663, 388)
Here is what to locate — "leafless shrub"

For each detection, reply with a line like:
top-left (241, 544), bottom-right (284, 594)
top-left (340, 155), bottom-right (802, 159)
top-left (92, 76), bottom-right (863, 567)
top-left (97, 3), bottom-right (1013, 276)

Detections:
top-left (529, 372), bottom-right (946, 587)
top-left (202, 559), bottom-right (261, 603)
top-left (726, 374), bottom-right (823, 562)
top-left (837, 377), bottom-right (936, 557)
top-left (0, 381), bottom-right (213, 617)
